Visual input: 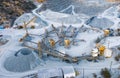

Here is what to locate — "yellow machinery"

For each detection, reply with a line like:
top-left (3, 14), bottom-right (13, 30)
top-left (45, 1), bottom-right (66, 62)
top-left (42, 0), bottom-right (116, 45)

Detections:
top-left (103, 29), bottom-right (110, 36)
top-left (49, 39), bottom-right (55, 47)
top-left (99, 46), bottom-right (106, 55)
top-left (37, 0), bottom-right (45, 3)
top-left (64, 39), bottom-right (70, 47)
top-left (96, 43), bottom-right (106, 56)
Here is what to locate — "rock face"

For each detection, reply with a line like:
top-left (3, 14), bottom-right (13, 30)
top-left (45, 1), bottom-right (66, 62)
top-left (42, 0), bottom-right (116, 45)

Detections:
top-left (86, 16), bottom-right (114, 29)
top-left (4, 48), bottom-right (40, 72)
top-left (0, 0), bottom-right (36, 25)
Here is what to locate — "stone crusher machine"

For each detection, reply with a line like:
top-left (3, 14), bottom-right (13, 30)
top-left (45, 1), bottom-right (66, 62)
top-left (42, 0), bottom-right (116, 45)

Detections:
top-left (93, 43), bottom-right (113, 58)
top-left (51, 24), bottom-right (84, 48)
top-left (19, 25), bottom-right (81, 63)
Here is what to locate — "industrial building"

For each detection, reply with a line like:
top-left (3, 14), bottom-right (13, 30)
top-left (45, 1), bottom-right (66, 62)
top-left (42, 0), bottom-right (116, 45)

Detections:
top-left (38, 66), bottom-right (76, 78)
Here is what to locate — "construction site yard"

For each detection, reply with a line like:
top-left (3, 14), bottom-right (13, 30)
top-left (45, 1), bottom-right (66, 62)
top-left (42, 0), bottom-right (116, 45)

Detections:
top-left (0, 0), bottom-right (120, 78)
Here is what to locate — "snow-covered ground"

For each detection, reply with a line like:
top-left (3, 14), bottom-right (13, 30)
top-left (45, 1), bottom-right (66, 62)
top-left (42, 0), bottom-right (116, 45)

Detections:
top-left (0, 1), bottom-right (120, 78)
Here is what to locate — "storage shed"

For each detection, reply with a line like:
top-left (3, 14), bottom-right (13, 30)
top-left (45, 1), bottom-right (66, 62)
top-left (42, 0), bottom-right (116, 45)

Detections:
top-left (62, 66), bottom-right (76, 78)
top-left (38, 66), bottom-right (76, 78)
top-left (38, 68), bottom-right (63, 78)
